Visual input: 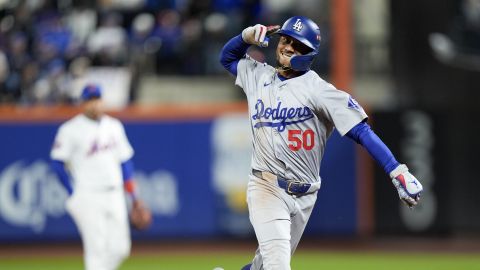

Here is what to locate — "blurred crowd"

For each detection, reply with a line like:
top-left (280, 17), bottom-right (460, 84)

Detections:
top-left (0, 0), bottom-right (328, 105)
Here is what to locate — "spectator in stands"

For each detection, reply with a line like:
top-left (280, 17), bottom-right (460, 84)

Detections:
top-left (153, 9), bottom-right (183, 74)
top-left (129, 12), bottom-right (159, 74)
top-left (87, 12), bottom-right (127, 66)
top-left (4, 32), bottom-right (31, 101)
top-left (32, 58), bottom-right (70, 104)
top-left (0, 0), bottom-right (327, 104)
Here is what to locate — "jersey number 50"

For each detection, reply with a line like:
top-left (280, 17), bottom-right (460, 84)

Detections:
top-left (288, 129), bottom-right (315, 151)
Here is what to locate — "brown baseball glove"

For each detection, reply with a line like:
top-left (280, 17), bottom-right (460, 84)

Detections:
top-left (130, 199), bottom-right (152, 230)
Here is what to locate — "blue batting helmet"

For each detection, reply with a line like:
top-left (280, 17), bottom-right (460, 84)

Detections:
top-left (81, 84), bottom-right (102, 101)
top-left (276, 16), bottom-right (321, 71)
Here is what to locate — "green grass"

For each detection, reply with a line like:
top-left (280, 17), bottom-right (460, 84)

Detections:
top-left (1, 251), bottom-right (480, 270)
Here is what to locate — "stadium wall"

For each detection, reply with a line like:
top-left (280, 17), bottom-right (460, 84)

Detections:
top-left (0, 104), bottom-right (358, 242)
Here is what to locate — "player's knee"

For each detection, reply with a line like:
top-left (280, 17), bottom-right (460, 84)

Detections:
top-left (252, 218), bottom-right (291, 244)
top-left (259, 239), bottom-right (291, 270)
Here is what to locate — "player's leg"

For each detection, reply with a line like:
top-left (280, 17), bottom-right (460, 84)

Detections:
top-left (249, 218), bottom-right (292, 270)
top-left (244, 186), bottom-right (318, 270)
top-left (249, 248), bottom-right (263, 269)
top-left (247, 177), bottom-right (297, 270)
top-left (66, 192), bottom-right (110, 270)
top-left (104, 190), bottom-right (131, 270)
top-left (289, 192), bottom-right (318, 255)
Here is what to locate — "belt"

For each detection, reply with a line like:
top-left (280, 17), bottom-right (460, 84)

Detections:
top-left (252, 169), bottom-right (319, 195)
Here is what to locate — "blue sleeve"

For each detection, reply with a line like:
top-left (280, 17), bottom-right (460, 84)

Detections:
top-left (121, 159), bottom-right (134, 181)
top-left (219, 34), bottom-right (251, 76)
top-left (50, 160), bottom-right (73, 195)
top-left (345, 122), bottom-right (400, 174)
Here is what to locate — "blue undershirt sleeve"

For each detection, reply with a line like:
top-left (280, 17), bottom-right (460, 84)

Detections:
top-left (345, 122), bottom-right (400, 174)
top-left (50, 160), bottom-right (73, 195)
top-left (121, 159), bottom-right (134, 182)
top-left (219, 34), bottom-right (251, 76)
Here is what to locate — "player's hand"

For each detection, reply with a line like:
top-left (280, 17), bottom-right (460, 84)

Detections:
top-left (130, 199), bottom-right (152, 230)
top-left (242, 24), bottom-right (280, 47)
top-left (390, 164), bottom-right (423, 209)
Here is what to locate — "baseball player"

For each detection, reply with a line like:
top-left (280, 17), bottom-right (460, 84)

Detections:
top-left (220, 16), bottom-right (423, 270)
top-left (50, 84), bottom-right (150, 270)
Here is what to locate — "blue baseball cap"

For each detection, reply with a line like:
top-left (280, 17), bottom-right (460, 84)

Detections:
top-left (81, 84), bottom-right (102, 101)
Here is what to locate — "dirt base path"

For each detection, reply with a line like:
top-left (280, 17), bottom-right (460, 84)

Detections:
top-left (1, 237), bottom-right (479, 258)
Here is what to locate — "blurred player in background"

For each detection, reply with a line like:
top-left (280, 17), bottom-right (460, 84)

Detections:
top-left (220, 16), bottom-right (424, 270)
top-left (50, 84), bottom-right (151, 270)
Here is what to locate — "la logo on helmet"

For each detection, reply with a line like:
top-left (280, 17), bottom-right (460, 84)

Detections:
top-left (293, 19), bottom-right (303, 32)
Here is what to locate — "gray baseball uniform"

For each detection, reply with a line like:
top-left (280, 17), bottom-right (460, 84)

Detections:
top-left (236, 55), bottom-right (367, 270)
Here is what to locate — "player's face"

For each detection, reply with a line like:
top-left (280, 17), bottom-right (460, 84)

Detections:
top-left (83, 98), bottom-right (104, 120)
top-left (276, 35), bottom-right (312, 68)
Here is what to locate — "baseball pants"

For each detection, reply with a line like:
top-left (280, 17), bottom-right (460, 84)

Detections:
top-left (66, 188), bottom-right (131, 270)
top-left (247, 174), bottom-right (318, 270)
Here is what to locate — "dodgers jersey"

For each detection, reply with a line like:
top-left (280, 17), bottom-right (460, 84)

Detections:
top-left (50, 114), bottom-right (134, 190)
top-left (236, 56), bottom-right (367, 184)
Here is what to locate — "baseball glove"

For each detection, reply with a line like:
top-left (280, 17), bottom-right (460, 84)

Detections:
top-left (130, 199), bottom-right (152, 230)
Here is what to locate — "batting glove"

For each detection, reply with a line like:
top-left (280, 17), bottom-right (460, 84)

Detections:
top-left (242, 24), bottom-right (280, 47)
top-left (390, 164), bottom-right (423, 208)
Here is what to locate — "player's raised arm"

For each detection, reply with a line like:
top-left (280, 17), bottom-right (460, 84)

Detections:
top-left (219, 24), bottom-right (279, 76)
top-left (346, 122), bottom-right (423, 208)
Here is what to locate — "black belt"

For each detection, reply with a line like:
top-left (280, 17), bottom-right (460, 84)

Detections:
top-left (252, 169), bottom-right (312, 195)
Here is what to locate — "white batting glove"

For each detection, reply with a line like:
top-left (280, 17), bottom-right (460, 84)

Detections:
top-left (242, 24), bottom-right (280, 47)
top-left (390, 164), bottom-right (423, 209)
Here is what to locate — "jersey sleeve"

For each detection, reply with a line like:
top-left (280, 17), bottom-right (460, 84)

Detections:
top-left (235, 55), bottom-right (260, 95)
top-left (50, 124), bottom-right (74, 161)
top-left (115, 120), bottom-right (134, 162)
top-left (317, 87), bottom-right (368, 136)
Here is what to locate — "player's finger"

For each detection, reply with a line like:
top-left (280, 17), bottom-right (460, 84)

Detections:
top-left (408, 196), bottom-right (416, 204)
top-left (260, 37), bottom-right (269, 48)
top-left (254, 25), bottom-right (264, 43)
top-left (260, 25), bottom-right (281, 47)
top-left (266, 25), bottom-right (281, 36)
top-left (403, 201), bottom-right (412, 209)
top-left (259, 26), bottom-right (267, 43)
top-left (255, 25), bottom-right (267, 44)
top-left (258, 26), bottom-right (269, 47)
top-left (403, 196), bottom-right (417, 207)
